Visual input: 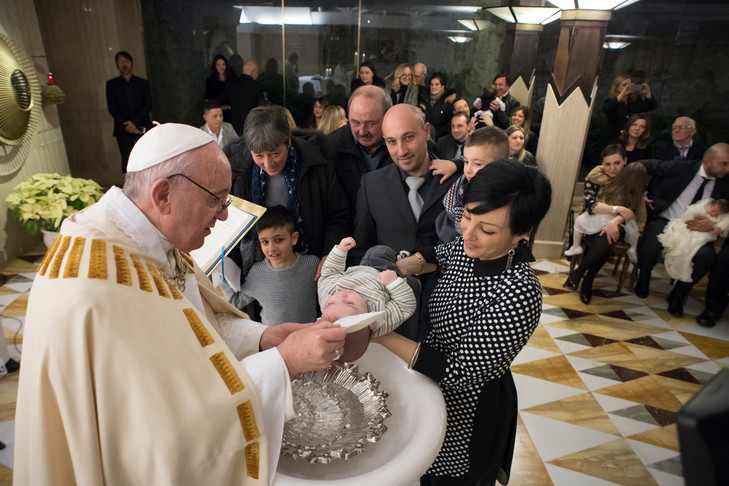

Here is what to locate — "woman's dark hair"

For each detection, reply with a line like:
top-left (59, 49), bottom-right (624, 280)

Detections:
top-left (210, 54), bottom-right (229, 78)
top-left (430, 72), bottom-right (447, 87)
top-left (601, 143), bottom-right (626, 161)
top-left (463, 160), bottom-right (552, 236)
top-left (359, 61), bottom-right (377, 77)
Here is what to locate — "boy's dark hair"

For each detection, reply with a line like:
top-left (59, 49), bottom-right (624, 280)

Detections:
top-left (714, 199), bottom-right (729, 214)
top-left (256, 205), bottom-right (296, 234)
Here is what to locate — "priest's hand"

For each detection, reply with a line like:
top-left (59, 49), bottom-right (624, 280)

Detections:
top-left (276, 320), bottom-right (347, 376)
top-left (260, 322), bottom-right (312, 350)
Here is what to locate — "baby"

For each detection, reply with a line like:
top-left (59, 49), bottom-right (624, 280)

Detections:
top-left (318, 237), bottom-right (417, 362)
top-left (658, 198), bottom-right (729, 282)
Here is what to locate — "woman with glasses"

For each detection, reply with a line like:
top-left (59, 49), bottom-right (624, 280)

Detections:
top-left (390, 63), bottom-right (420, 107)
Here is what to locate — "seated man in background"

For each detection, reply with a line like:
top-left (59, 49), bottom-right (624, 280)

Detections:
top-left (635, 143), bottom-right (729, 325)
top-left (654, 116), bottom-right (706, 161)
top-left (437, 111), bottom-right (471, 160)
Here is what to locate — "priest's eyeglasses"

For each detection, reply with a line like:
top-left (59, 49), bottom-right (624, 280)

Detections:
top-left (167, 173), bottom-right (232, 213)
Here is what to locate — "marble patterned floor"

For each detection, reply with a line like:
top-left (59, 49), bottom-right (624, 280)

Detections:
top-left (0, 249), bottom-right (727, 485)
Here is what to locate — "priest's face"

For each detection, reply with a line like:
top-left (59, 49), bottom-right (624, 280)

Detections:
top-left (168, 143), bottom-right (231, 252)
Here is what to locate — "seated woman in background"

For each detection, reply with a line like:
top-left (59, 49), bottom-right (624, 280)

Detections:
top-left (374, 161), bottom-right (552, 486)
top-left (350, 60), bottom-right (386, 92)
top-left (563, 144), bottom-right (648, 304)
top-left (307, 96), bottom-right (329, 129)
top-left (204, 54), bottom-right (232, 123)
top-left (318, 105), bottom-right (347, 135)
top-left (390, 63), bottom-right (420, 106)
top-left (601, 75), bottom-right (656, 145)
top-left (506, 125), bottom-right (536, 167)
top-left (510, 105), bottom-right (538, 155)
top-left (615, 113), bottom-right (653, 163)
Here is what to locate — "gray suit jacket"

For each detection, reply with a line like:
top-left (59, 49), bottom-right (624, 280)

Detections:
top-left (200, 122), bottom-right (239, 155)
top-left (352, 162), bottom-right (461, 263)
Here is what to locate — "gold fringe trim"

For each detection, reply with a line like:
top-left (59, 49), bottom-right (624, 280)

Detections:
top-left (62, 237), bottom-right (86, 278)
top-left (167, 281), bottom-right (183, 300)
top-left (88, 239), bottom-right (108, 279)
top-left (129, 255), bottom-right (152, 292)
top-left (237, 401), bottom-right (260, 442)
top-left (147, 264), bottom-right (170, 298)
top-left (244, 442), bottom-right (260, 479)
top-left (179, 251), bottom-right (195, 273)
top-left (48, 236), bottom-right (72, 279)
top-left (183, 308), bottom-right (214, 347)
top-left (113, 245), bottom-right (132, 286)
top-left (38, 233), bottom-right (62, 276)
top-left (209, 352), bottom-right (244, 394)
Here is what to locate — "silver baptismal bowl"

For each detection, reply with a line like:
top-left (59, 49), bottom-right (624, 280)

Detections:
top-left (281, 363), bottom-right (391, 464)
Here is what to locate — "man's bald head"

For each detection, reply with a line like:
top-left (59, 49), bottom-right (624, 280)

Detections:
top-left (672, 116), bottom-right (697, 145)
top-left (413, 62), bottom-right (427, 86)
top-left (382, 104), bottom-right (431, 176)
top-left (703, 143), bottom-right (729, 179)
top-left (243, 60), bottom-right (259, 80)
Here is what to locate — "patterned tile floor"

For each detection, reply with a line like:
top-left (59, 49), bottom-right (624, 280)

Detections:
top-left (0, 247), bottom-right (727, 485)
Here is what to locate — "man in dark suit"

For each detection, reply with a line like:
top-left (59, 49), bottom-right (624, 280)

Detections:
top-left (654, 116), bottom-right (706, 161)
top-left (326, 85), bottom-right (394, 216)
top-left (436, 111), bottom-right (470, 159)
top-left (636, 144), bottom-right (729, 325)
top-left (352, 103), bottom-right (459, 263)
top-left (217, 60), bottom-right (264, 135)
top-left (106, 51), bottom-right (152, 173)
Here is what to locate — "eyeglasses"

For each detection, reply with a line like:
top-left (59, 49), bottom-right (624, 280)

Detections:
top-left (400, 73), bottom-right (412, 78)
top-left (672, 125), bottom-right (695, 131)
top-left (167, 173), bottom-right (232, 213)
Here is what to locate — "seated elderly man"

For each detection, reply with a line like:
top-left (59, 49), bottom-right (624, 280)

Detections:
top-left (14, 124), bottom-right (347, 485)
top-left (654, 116), bottom-right (706, 161)
top-left (227, 105), bottom-right (349, 281)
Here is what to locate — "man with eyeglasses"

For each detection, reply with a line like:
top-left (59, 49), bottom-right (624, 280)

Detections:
top-left (14, 123), bottom-right (347, 485)
top-left (655, 116), bottom-right (706, 161)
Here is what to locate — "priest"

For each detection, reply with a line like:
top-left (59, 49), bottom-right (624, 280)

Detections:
top-left (14, 124), bottom-right (347, 485)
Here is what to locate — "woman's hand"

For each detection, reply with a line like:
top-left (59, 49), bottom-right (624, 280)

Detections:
top-left (600, 218), bottom-right (622, 244)
top-left (641, 83), bottom-right (652, 98)
top-left (617, 206), bottom-right (635, 222)
top-left (617, 82), bottom-right (633, 102)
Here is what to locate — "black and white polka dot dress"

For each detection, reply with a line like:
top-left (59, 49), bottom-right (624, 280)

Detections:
top-left (423, 238), bottom-right (542, 478)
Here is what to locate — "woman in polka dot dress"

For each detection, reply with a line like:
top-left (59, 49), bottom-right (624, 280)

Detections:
top-left (374, 161), bottom-right (551, 486)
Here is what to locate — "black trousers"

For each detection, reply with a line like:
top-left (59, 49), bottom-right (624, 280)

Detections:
top-left (639, 217), bottom-right (729, 315)
top-left (116, 135), bottom-right (140, 173)
top-left (570, 228), bottom-right (626, 287)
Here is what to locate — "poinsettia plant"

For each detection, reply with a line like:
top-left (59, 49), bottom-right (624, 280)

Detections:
top-left (5, 173), bottom-right (104, 234)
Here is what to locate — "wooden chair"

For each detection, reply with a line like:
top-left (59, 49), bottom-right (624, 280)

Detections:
top-left (568, 239), bottom-right (638, 293)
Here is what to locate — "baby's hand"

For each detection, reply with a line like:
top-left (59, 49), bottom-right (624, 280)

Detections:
top-left (377, 270), bottom-right (398, 286)
top-left (337, 237), bottom-right (356, 252)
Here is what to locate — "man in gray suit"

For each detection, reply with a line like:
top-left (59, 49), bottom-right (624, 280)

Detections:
top-left (200, 101), bottom-right (239, 155)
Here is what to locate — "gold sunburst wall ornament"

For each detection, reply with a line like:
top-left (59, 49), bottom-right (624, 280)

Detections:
top-left (0, 32), bottom-right (42, 175)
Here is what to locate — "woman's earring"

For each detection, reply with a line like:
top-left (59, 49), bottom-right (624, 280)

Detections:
top-left (506, 247), bottom-right (516, 270)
